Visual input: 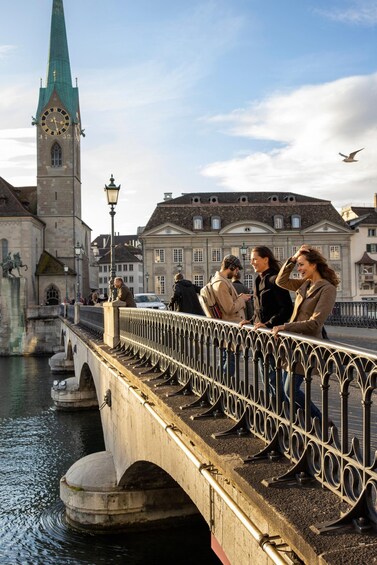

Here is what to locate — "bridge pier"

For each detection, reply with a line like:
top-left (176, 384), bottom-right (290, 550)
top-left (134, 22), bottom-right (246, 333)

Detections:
top-left (51, 376), bottom-right (98, 410)
top-left (60, 451), bottom-right (198, 531)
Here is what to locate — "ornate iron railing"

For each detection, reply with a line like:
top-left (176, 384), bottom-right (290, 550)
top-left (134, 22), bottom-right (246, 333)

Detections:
top-left (118, 308), bottom-right (377, 535)
top-left (328, 301), bottom-right (377, 328)
top-left (77, 306), bottom-right (104, 336)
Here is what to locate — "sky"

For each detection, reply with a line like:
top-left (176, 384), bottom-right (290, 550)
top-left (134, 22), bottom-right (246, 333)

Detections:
top-left (1, 0), bottom-right (377, 238)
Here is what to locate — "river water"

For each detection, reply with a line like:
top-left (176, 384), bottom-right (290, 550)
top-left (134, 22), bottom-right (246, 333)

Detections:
top-left (0, 357), bottom-right (220, 565)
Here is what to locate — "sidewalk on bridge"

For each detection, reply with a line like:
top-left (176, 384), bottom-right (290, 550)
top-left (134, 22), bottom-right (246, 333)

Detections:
top-left (325, 325), bottom-right (377, 344)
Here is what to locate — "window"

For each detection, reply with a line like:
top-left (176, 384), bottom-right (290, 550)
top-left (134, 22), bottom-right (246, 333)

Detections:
top-left (193, 216), bottom-right (203, 230)
top-left (368, 229), bottom-right (376, 237)
top-left (129, 264), bottom-right (134, 271)
top-left (1, 238), bottom-right (8, 260)
top-left (45, 284), bottom-right (60, 305)
top-left (173, 248), bottom-right (183, 263)
top-left (99, 266), bottom-right (103, 273)
top-left (154, 249), bottom-right (165, 263)
top-left (329, 245), bottom-right (341, 260)
top-left (193, 248), bottom-right (203, 262)
top-left (273, 247), bottom-right (284, 261)
top-left (99, 277), bottom-right (103, 284)
top-left (211, 216), bottom-right (221, 230)
top-left (291, 215), bottom-right (301, 228)
top-left (124, 276), bottom-right (128, 283)
top-left (104, 265), bottom-right (108, 272)
top-left (104, 277), bottom-right (108, 283)
top-left (274, 215), bottom-right (284, 229)
top-left (123, 264), bottom-right (128, 271)
top-left (129, 276), bottom-right (134, 283)
top-left (51, 142), bottom-right (62, 167)
top-left (244, 274), bottom-right (254, 289)
top-left (155, 275), bottom-right (165, 295)
top-left (194, 275), bottom-right (204, 287)
top-left (312, 245), bottom-right (323, 254)
top-left (211, 248), bottom-right (221, 262)
top-left (291, 246), bottom-right (300, 256)
top-left (367, 244), bottom-right (377, 253)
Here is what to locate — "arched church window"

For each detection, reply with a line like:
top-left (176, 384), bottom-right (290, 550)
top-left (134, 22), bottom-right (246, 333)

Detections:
top-left (51, 143), bottom-right (62, 167)
top-left (45, 284), bottom-right (60, 305)
top-left (1, 238), bottom-right (8, 261)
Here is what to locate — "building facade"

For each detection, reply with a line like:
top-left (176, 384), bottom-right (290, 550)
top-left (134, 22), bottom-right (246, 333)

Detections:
top-left (341, 194), bottom-right (377, 300)
top-left (140, 191), bottom-right (353, 302)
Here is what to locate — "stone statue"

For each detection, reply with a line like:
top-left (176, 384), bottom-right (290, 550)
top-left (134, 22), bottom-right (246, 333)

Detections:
top-left (0, 252), bottom-right (28, 277)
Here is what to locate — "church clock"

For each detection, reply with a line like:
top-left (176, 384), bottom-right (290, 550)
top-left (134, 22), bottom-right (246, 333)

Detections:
top-left (41, 107), bottom-right (70, 135)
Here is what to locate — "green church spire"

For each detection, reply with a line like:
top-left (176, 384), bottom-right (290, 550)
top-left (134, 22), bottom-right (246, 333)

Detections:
top-left (46, 0), bottom-right (72, 89)
top-left (36, 0), bottom-right (79, 121)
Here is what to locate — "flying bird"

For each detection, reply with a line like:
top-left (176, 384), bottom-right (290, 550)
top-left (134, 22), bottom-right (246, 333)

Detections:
top-left (339, 148), bottom-right (364, 162)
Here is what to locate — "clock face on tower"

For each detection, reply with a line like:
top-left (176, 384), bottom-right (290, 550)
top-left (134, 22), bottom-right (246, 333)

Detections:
top-left (41, 107), bottom-right (70, 135)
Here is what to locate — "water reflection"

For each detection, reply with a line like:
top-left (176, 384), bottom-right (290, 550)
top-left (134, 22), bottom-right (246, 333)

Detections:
top-left (0, 357), bottom-right (220, 565)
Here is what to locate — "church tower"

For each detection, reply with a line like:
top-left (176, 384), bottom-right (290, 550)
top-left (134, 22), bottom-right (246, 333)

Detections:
top-left (35, 0), bottom-right (84, 267)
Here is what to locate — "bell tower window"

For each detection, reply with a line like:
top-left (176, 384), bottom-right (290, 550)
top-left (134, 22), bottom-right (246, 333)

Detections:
top-left (51, 143), bottom-right (62, 167)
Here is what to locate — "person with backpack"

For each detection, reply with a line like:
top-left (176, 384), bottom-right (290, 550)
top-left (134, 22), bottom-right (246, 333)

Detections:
top-left (169, 273), bottom-right (204, 315)
top-left (205, 255), bottom-right (252, 376)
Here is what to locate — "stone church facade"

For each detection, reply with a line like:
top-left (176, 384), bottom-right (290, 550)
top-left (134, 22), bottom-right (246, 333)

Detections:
top-left (0, 0), bottom-right (90, 307)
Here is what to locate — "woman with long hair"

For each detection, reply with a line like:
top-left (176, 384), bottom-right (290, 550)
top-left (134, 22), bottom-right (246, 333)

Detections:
top-left (240, 246), bottom-right (293, 398)
top-left (272, 245), bottom-right (339, 420)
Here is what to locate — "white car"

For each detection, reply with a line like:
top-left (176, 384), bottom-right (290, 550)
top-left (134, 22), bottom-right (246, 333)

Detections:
top-left (134, 293), bottom-right (167, 310)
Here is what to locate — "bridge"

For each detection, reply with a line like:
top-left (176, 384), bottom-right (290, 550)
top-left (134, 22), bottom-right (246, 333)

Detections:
top-left (52, 303), bottom-right (377, 565)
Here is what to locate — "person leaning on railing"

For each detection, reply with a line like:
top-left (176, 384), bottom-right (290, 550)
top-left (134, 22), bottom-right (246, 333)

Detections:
top-left (271, 245), bottom-right (340, 421)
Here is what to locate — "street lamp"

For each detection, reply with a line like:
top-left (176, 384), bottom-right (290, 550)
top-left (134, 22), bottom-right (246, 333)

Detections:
top-left (177, 263), bottom-right (183, 273)
top-left (240, 241), bottom-right (248, 275)
top-left (145, 271), bottom-right (149, 292)
top-left (74, 242), bottom-right (83, 302)
top-left (104, 174), bottom-right (120, 300)
top-left (64, 264), bottom-right (69, 303)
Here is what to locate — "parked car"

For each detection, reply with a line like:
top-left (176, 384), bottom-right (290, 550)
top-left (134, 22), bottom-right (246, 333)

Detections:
top-left (134, 293), bottom-right (167, 310)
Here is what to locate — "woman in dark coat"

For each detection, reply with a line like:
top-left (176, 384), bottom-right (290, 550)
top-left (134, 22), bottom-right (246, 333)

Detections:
top-left (169, 273), bottom-right (204, 315)
top-left (241, 246), bottom-right (293, 398)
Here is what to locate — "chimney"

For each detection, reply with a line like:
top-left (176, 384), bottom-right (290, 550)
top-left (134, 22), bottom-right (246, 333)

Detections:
top-left (164, 192), bottom-right (172, 201)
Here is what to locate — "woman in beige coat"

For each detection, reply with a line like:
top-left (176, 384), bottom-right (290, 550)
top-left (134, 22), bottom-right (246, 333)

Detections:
top-left (272, 245), bottom-right (339, 420)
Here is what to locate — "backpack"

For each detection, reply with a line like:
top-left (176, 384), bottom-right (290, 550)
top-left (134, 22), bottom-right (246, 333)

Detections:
top-left (199, 280), bottom-right (222, 319)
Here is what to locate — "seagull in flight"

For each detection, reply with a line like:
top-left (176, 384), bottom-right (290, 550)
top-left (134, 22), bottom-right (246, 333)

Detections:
top-left (339, 148), bottom-right (364, 162)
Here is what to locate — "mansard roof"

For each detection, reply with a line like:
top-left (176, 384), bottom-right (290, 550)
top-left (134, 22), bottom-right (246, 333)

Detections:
top-left (355, 251), bottom-right (377, 265)
top-left (346, 207), bottom-right (377, 226)
top-left (0, 177), bottom-right (39, 219)
top-left (144, 191), bottom-right (349, 232)
top-left (98, 245), bottom-right (142, 265)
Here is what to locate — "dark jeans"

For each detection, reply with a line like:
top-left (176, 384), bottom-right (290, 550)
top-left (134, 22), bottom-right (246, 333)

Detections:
top-left (283, 370), bottom-right (322, 421)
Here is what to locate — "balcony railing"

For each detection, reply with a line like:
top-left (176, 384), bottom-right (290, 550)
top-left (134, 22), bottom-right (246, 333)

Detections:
top-left (117, 308), bottom-right (377, 534)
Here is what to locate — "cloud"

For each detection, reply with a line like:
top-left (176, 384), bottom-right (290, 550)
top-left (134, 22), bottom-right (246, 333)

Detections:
top-left (0, 45), bottom-right (15, 59)
top-left (317, 1), bottom-right (377, 26)
top-left (201, 73), bottom-right (377, 209)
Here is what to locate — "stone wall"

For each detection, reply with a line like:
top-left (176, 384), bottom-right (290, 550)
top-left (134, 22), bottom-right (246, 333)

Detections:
top-left (0, 278), bottom-right (61, 356)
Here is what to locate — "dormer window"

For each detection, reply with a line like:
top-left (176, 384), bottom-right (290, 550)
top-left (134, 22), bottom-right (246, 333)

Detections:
top-left (193, 216), bottom-right (203, 230)
top-left (274, 215), bottom-right (284, 229)
top-left (192, 196), bottom-right (201, 204)
top-left (284, 195), bottom-right (296, 203)
top-left (211, 216), bottom-right (221, 230)
top-left (209, 196), bottom-right (218, 204)
top-left (268, 195), bottom-right (279, 203)
top-left (51, 142), bottom-right (62, 167)
top-left (238, 196), bottom-right (248, 203)
top-left (291, 214), bottom-right (301, 228)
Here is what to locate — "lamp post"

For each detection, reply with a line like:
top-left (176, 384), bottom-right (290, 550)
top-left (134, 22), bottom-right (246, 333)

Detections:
top-left (240, 241), bottom-right (248, 277)
top-left (64, 264), bottom-right (69, 303)
top-left (177, 263), bottom-right (183, 273)
top-left (145, 271), bottom-right (149, 292)
top-left (104, 174), bottom-right (120, 300)
top-left (74, 242), bottom-right (83, 302)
